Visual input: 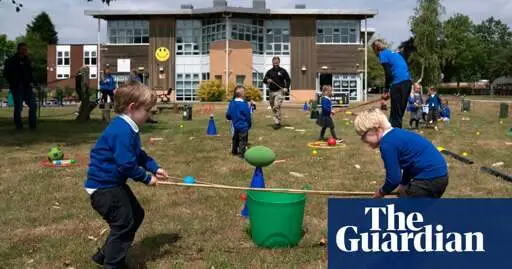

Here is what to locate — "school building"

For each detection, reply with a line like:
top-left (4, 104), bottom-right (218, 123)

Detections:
top-left (73, 0), bottom-right (377, 103)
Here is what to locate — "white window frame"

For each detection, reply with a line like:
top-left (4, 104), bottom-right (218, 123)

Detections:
top-left (83, 45), bottom-right (97, 79)
top-left (107, 20), bottom-right (149, 45)
top-left (265, 20), bottom-right (290, 56)
top-left (252, 71), bottom-right (263, 89)
top-left (175, 73), bottom-right (201, 101)
top-left (316, 20), bottom-right (360, 45)
top-left (176, 20), bottom-right (201, 56)
top-left (56, 45), bottom-right (70, 79)
top-left (332, 74), bottom-right (359, 101)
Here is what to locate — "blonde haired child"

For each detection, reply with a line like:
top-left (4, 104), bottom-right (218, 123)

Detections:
top-left (354, 108), bottom-right (448, 198)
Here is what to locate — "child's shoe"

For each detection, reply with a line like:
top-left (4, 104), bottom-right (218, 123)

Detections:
top-left (91, 248), bottom-right (105, 266)
top-left (336, 139), bottom-right (344, 144)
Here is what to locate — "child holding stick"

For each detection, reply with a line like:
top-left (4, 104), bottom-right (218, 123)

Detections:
top-left (354, 108), bottom-right (449, 198)
top-left (84, 81), bottom-right (169, 268)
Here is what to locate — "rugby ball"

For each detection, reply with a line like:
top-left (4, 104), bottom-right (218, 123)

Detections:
top-left (244, 146), bottom-right (276, 167)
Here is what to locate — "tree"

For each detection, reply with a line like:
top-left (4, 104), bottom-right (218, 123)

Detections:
top-left (1, 0), bottom-right (114, 12)
top-left (0, 35), bottom-right (16, 88)
top-left (441, 13), bottom-right (478, 86)
top-left (409, 0), bottom-right (445, 87)
top-left (16, 31), bottom-right (47, 86)
top-left (26, 12), bottom-right (58, 44)
top-left (473, 17), bottom-right (512, 82)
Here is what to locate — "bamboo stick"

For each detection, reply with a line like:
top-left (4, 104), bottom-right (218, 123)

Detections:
top-left (157, 181), bottom-right (398, 197)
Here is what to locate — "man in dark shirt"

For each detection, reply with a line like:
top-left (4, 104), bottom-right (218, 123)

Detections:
top-left (3, 43), bottom-right (37, 130)
top-left (263, 56), bottom-right (291, 130)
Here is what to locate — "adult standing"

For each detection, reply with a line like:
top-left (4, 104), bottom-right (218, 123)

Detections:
top-left (263, 56), bottom-right (291, 130)
top-left (3, 43), bottom-right (37, 130)
top-left (372, 39), bottom-right (412, 128)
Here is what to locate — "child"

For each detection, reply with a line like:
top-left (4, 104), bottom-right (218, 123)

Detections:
top-left (318, 85), bottom-right (344, 143)
top-left (426, 87), bottom-right (442, 130)
top-left (99, 67), bottom-right (116, 105)
top-left (440, 100), bottom-right (451, 122)
top-left (84, 81), bottom-right (168, 268)
top-left (226, 86), bottom-right (252, 158)
top-left (354, 108), bottom-right (448, 198)
top-left (407, 83), bottom-right (423, 129)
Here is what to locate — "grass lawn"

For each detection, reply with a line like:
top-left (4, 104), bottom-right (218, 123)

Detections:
top-left (1, 97), bottom-right (512, 268)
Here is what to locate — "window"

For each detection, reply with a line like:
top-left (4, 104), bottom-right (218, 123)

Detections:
top-left (107, 20), bottom-right (149, 44)
top-left (201, 19), bottom-right (226, 54)
top-left (252, 72), bottom-right (263, 89)
top-left (176, 20), bottom-right (201, 55)
top-left (332, 74), bottom-right (359, 101)
top-left (265, 20), bottom-right (290, 55)
top-left (84, 45), bottom-right (97, 79)
top-left (56, 45), bottom-right (70, 79)
top-left (316, 20), bottom-right (360, 44)
top-left (231, 19), bottom-right (264, 55)
top-left (236, 75), bottom-right (246, 85)
top-left (214, 75), bottom-right (222, 81)
top-left (176, 73), bottom-right (200, 101)
top-left (57, 51), bottom-right (69, 66)
top-left (201, 72), bottom-right (210, 81)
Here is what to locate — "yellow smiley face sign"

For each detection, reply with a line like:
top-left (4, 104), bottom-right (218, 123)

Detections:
top-left (155, 47), bottom-right (170, 62)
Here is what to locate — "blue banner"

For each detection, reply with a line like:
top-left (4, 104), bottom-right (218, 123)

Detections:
top-left (327, 199), bottom-right (512, 269)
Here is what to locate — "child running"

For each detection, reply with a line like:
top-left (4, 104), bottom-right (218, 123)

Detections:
top-left (318, 85), bottom-right (343, 143)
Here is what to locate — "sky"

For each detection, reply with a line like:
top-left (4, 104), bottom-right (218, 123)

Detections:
top-left (1, 0), bottom-right (512, 47)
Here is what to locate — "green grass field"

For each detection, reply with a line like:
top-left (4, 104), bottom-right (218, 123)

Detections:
top-left (0, 97), bottom-right (511, 268)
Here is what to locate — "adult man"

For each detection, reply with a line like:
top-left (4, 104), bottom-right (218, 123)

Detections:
top-left (372, 39), bottom-right (412, 128)
top-left (263, 56), bottom-right (290, 130)
top-left (3, 43), bottom-right (37, 130)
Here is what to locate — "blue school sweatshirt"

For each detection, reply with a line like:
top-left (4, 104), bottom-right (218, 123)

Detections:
top-left (440, 105), bottom-right (451, 118)
top-left (321, 96), bottom-right (333, 117)
top-left (379, 128), bottom-right (448, 194)
top-left (100, 74), bottom-right (116, 92)
top-left (378, 48), bottom-right (411, 85)
top-left (84, 115), bottom-right (160, 190)
top-left (426, 94), bottom-right (442, 110)
top-left (226, 98), bottom-right (252, 132)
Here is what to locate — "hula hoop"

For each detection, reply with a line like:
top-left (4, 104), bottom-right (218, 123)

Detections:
top-left (307, 141), bottom-right (347, 149)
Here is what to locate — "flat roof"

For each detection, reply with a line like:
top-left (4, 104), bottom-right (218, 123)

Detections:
top-left (85, 7), bottom-right (378, 19)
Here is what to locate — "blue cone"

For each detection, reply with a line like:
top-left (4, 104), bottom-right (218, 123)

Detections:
top-left (303, 102), bottom-right (309, 111)
top-left (241, 167), bottom-right (265, 218)
top-left (207, 115), bottom-right (218, 136)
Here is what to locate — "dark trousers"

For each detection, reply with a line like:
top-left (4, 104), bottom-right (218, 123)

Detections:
top-left (232, 130), bottom-right (249, 157)
top-left (319, 115), bottom-right (337, 140)
top-left (409, 119), bottom-right (420, 129)
top-left (402, 175), bottom-right (449, 198)
top-left (101, 90), bottom-right (115, 104)
top-left (389, 80), bottom-right (412, 128)
top-left (11, 85), bottom-right (37, 130)
top-left (90, 185), bottom-right (145, 269)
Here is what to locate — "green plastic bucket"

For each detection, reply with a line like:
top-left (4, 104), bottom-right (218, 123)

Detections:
top-left (246, 190), bottom-right (306, 248)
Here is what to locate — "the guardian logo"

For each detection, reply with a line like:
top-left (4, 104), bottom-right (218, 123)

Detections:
top-left (336, 204), bottom-right (485, 253)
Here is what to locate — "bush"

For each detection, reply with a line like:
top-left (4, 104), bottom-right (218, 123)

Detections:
top-left (198, 80), bottom-right (263, 102)
top-left (63, 86), bottom-right (75, 98)
top-left (225, 83), bottom-right (263, 102)
top-left (197, 80), bottom-right (226, 102)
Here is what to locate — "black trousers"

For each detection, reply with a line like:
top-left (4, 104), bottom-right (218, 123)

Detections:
top-left (90, 184), bottom-right (145, 269)
top-left (389, 80), bottom-right (412, 128)
top-left (232, 131), bottom-right (249, 157)
top-left (101, 90), bottom-right (115, 104)
top-left (11, 85), bottom-right (37, 130)
top-left (402, 175), bottom-right (449, 198)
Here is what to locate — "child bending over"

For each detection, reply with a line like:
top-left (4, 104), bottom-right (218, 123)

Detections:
top-left (354, 108), bottom-right (449, 198)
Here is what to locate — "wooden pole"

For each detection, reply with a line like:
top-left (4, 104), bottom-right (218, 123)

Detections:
top-left (157, 181), bottom-right (398, 197)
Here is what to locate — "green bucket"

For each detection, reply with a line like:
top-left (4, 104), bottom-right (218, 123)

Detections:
top-left (246, 190), bottom-right (306, 248)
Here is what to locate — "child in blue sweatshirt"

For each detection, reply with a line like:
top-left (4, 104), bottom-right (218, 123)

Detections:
top-left (84, 81), bottom-right (168, 268)
top-left (354, 108), bottom-right (448, 198)
top-left (226, 86), bottom-right (252, 158)
top-left (99, 68), bottom-right (116, 105)
top-left (440, 100), bottom-right (451, 122)
top-left (318, 85), bottom-right (344, 143)
top-left (426, 87), bottom-right (442, 130)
